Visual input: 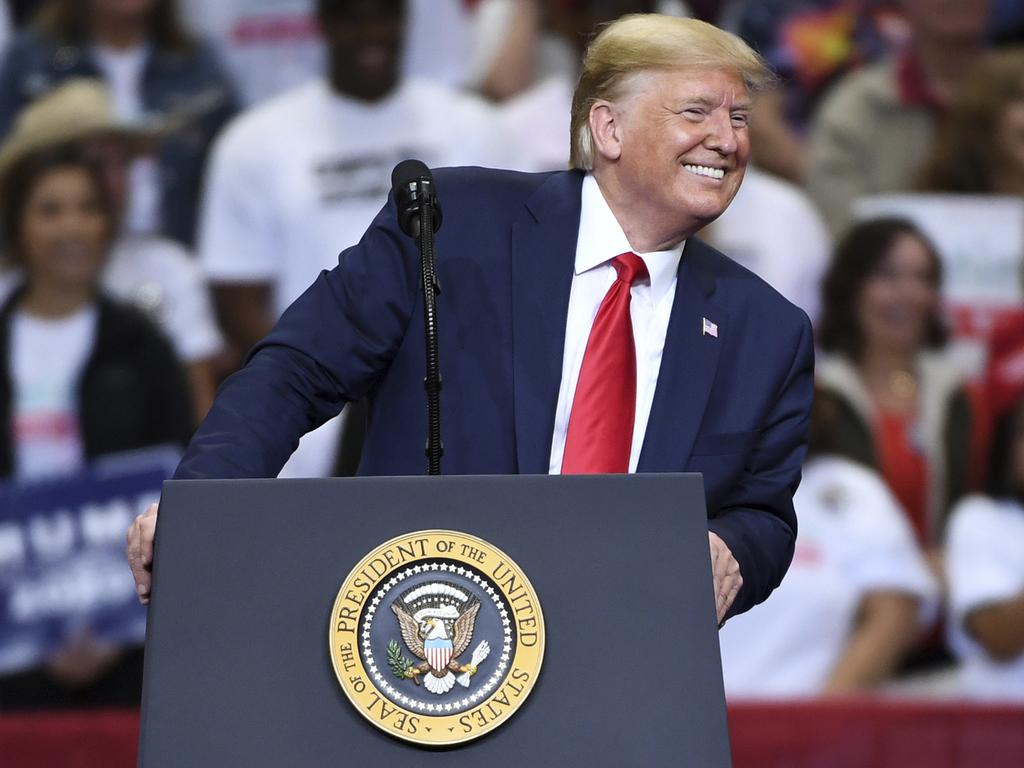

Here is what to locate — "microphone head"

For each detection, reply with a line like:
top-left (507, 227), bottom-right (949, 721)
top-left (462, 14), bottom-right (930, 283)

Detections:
top-left (391, 159), bottom-right (441, 239)
top-left (392, 159), bottom-right (431, 192)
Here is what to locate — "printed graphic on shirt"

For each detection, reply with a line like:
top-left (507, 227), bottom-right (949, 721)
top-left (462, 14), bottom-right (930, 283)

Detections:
top-left (313, 148), bottom-right (419, 204)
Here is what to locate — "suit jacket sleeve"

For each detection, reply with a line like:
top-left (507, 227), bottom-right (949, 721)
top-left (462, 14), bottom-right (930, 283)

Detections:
top-left (174, 195), bottom-right (419, 479)
top-left (707, 311), bottom-right (814, 620)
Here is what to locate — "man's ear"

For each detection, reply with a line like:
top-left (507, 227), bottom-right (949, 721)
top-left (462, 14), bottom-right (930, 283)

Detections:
top-left (588, 101), bottom-right (622, 162)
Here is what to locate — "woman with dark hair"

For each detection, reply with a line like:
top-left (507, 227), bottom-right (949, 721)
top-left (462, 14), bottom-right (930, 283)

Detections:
top-left (817, 217), bottom-right (973, 552)
top-left (0, 0), bottom-right (239, 247)
top-left (0, 144), bottom-right (193, 709)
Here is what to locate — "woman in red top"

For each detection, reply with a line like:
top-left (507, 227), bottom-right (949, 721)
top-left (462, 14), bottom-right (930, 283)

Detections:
top-left (815, 218), bottom-right (974, 555)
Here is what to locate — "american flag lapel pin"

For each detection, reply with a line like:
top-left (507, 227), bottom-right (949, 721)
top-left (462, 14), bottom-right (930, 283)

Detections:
top-left (702, 317), bottom-right (718, 338)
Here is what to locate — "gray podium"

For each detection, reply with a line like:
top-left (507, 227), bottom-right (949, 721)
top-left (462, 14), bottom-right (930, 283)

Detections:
top-left (139, 474), bottom-right (732, 766)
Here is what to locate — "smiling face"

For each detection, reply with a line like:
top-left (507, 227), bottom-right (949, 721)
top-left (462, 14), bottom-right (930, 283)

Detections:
top-left (856, 233), bottom-right (940, 356)
top-left (593, 67), bottom-right (752, 249)
top-left (19, 167), bottom-right (111, 295)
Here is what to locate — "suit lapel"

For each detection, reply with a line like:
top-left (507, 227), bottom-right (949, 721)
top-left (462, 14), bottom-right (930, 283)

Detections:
top-left (638, 238), bottom-right (727, 472)
top-left (511, 171), bottom-right (583, 474)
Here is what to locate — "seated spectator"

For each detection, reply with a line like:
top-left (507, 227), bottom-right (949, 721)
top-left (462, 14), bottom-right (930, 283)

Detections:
top-left (946, 396), bottom-right (1024, 701)
top-left (199, 0), bottom-right (503, 478)
top-left (0, 79), bottom-right (224, 419)
top-left (724, 0), bottom-right (905, 183)
top-left (917, 47), bottom-right (1024, 197)
top-left (0, 0), bottom-right (239, 246)
top-left (0, 144), bottom-right (192, 709)
top-left (816, 218), bottom-right (973, 555)
top-left (719, 395), bottom-right (938, 697)
top-left (805, 0), bottom-right (990, 236)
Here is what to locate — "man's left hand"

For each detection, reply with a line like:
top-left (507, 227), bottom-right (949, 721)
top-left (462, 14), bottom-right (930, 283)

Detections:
top-left (709, 532), bottom-right (742, 624)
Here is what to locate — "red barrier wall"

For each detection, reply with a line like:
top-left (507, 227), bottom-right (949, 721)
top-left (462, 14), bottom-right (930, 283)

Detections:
top-left (1, 702), bottom-right (1023, 767)
top-left (728, 700), bottom-right (1024, 768)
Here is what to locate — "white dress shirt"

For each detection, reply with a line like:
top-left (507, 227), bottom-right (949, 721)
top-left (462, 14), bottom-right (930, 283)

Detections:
top-left (548, 174), bottom-right (685, 474)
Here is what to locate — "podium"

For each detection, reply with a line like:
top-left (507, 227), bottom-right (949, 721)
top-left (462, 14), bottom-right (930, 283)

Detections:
top-left (139, 474), bottom-right (732, 766)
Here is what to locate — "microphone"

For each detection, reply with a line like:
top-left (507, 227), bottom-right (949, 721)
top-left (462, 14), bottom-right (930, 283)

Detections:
top-left (391, 159), bottom-right (444, 475)
top-left (391, 159), bottom-right (443, 240)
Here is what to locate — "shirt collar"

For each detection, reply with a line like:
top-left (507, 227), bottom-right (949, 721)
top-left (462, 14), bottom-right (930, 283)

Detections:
top-left (576, 174), bottom-right (684, 305)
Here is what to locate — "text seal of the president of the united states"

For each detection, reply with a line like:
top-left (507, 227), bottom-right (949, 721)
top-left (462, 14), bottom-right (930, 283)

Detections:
top-left (329, 530), bottom-right (545, 746)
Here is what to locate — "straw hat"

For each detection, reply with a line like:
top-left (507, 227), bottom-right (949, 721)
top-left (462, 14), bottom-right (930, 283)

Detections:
top-left (0, 78), bottom-right (158, 181)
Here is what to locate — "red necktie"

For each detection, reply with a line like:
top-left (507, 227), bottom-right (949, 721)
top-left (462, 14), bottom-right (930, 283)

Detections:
top-left (561, 252), bottom-right (648, 474)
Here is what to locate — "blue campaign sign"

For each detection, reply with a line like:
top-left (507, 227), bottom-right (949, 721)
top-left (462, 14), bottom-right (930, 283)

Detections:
top-left (0, 446), bottom-right (180, 675)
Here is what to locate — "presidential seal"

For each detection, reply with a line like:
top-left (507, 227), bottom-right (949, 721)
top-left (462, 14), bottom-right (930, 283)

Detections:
top-left (329, 530), bottom-right (544, 746)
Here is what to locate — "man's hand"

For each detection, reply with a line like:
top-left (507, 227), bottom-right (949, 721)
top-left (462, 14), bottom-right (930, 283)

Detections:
top-left (709, 531), bottom-right (742, 624)
top-left (127, 502), bottom-right (158, 604)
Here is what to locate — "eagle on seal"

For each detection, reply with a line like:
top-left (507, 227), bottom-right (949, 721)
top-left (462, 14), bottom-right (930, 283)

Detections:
top-left (391, 582), bottom-right (489, 695)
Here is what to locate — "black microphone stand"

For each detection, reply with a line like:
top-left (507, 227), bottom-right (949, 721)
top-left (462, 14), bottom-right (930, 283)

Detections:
top-left (417, 181), bottom-right (443, 476)
top-left (392, 161), bottom-right (444, 475)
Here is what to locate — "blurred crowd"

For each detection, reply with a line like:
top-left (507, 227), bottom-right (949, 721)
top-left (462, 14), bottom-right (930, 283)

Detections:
top-left (0, 0), bottom-right (1022, 713)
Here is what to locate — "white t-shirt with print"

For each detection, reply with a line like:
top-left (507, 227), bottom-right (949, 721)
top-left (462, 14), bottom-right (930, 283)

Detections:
top-left (946, 495), bottom-right (1024, 701)
top-left (199, 76), bottom-right (503, 477)
top-left (199, 76), bottom-right (503, 315)
top-left (10, 307), bottom-right (98, 481)
top-left (718, 456), bottom-right (938, 697)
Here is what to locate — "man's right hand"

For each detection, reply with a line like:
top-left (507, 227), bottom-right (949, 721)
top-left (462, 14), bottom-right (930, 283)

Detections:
top-left (127, 502), bottom-right (159, 604)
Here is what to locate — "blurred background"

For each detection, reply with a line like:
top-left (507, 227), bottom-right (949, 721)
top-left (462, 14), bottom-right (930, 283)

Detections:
top-left (0, 1), bottom-right (1022, 766)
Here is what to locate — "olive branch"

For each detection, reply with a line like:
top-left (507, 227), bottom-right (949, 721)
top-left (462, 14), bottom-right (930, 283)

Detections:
top-left (387, 639), bottom-right (414, 679)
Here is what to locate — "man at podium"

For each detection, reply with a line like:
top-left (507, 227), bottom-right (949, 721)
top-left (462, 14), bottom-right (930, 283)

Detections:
top-left (128, 12), bottom-right (814, 627)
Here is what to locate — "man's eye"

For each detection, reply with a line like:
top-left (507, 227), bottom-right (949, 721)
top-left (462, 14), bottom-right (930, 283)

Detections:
top-left (731, 113), bottom-right (750, 127)
top-left (683, 108), bottom-right (705, 119)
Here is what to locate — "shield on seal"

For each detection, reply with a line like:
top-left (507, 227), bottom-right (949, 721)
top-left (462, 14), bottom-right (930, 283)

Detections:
top-left (424, 636), bottom-right (453, 673)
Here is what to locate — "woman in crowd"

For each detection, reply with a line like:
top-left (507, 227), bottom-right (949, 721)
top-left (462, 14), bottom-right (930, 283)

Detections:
top-left (719, 395), bottom-right (937, 697)
top-left (816, 218), bottom-right (974, 557)
top-left (918, 47), bottom-right (1024, 196)
top-left (946, 395), bottom-right (1024, 701)
top-left (0, 0), bottom-right (238, 247)
top-left (0, 144), bottom-right (193, 709)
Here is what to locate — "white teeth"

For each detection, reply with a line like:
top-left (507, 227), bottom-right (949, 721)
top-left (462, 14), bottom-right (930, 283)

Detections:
top-left (684, 164), bottom-right (725, 180)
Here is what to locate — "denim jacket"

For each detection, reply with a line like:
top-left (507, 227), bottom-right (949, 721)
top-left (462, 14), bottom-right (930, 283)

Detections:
top-left (0, 28), bottom-right (239, 247)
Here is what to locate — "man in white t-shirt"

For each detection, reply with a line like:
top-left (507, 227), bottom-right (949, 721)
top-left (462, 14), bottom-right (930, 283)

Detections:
top-left (199, 0), bottom-right (504, 478)
top-left (181, 0), bottom-right (476, 105)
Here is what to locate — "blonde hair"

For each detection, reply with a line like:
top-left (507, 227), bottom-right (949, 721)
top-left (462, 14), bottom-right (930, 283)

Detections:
top-left (569, 15), bottom-right (774, 170)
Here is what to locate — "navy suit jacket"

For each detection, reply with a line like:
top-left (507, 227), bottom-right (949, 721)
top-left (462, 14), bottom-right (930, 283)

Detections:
top-left (176, 167), bottom-right (814, 618)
